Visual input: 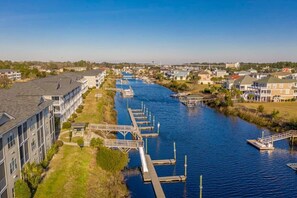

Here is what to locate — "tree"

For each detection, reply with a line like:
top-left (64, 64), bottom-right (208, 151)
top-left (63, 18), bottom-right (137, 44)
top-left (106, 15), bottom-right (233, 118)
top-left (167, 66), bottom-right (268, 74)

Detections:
top-left (257, 105), bottom-right (264, 113)
top-left (90, 138), bottom-right (103, 148)
top-left (0, 76), bottom-right (12, 89)
top-left (14, 179), bottom-right (31, 198)
top-left (22, 162), bottom-right (43, 190)
top-left (77, 138), bottom-right (84, 150)
top-left (62, 122), bottom-right (71, 129)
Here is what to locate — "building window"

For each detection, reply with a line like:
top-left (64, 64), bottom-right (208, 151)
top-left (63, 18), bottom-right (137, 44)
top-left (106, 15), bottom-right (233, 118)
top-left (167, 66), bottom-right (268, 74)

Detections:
top-left (7, 133), bottom-right (15, 149)
top-left (9, 158), bottom-right (17, 174)
top-left (31, 139), bottom-right (36, 151)
top-left (52, 96), bottom-right (59, 100)
top-left (0, 189), bottom-right (7, 198)
top-left (18, 126), bottom-right (23, 144)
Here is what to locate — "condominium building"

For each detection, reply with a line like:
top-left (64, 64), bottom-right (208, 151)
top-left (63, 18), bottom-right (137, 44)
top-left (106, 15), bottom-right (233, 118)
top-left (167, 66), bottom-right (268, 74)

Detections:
top-left (225, 62), bottom-right (240, 69)
top-left (81, 69), bottom-right (106, 88)
top-left (250, 76), bottom-right (297, 102)
top-left (0, 69), bottom-right (21, 81)
top-left (11, 75), bottom-right (83, 124)
top-left (0, 91), bottom-right (55, 198)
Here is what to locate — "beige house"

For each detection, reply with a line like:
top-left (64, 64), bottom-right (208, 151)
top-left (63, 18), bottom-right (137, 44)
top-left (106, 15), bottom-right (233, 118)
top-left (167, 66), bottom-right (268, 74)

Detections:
top-left (198, 71), bottom-right (213, 84)
top-left (250, 76), bottom-right (297, 102)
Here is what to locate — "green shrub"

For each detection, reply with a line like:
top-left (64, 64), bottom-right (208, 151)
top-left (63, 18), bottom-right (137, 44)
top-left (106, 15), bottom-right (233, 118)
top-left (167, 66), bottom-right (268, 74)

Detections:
top-left (77, 138), bottom-right (84, 149)
top-left (96, 147), bottom-right (128, 172)
top-left (22, 162), bottom-right (43, 190)
top-left (90, 138), bottom-right (103, 148)
top-left (72, 113), bottom-right (77, 119)
top-left (257, 105), bottom-right (264, 113)
top-left (41, 159), bottom-right (49, 169)
top-left (41, 143), bottom-right (59, 169)
top-left (14, 179), bottom-right (31, 198)
top-left (76, 108), bottom-right (82, 113)
top-left (55, 140), bottom-right (64, 147)
top-left (78, 105), bottom-right (84, 109)
top-left (62, 122), bottom-right (71, 129)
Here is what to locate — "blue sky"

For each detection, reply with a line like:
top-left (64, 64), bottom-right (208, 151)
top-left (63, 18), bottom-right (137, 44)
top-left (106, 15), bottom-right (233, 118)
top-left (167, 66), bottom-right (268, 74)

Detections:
top-left (1, 0), bottom-right (297, 64)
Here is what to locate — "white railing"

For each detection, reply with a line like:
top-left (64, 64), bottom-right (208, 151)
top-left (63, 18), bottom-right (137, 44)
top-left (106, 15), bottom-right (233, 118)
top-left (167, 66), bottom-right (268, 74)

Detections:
top-left (258, 130), bottom-right (297, 144)
top-left (88, 124), bottom-right (141, 137)
top-left (104, 139), bottom-right (143, 148)
top-left (139, 147), bottom-right (148, 172)
top-left (88, 124), bottom-right (134, 132)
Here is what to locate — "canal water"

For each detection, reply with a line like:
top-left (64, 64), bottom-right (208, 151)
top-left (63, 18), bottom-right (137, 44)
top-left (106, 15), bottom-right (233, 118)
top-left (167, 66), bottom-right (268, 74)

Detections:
top-left (115, 79), bottom-right (297, 198)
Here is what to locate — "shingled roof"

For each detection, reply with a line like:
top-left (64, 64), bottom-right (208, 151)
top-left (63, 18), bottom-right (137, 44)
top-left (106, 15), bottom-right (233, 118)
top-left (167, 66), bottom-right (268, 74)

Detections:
top-left (11, 75), bottom-right (81, 96)
top-left (255, 76), bottom-right (297, 84)
top-left (234, 75), bottom-right (256, 85)
top-left (0, 90), bottom-right (52, 135)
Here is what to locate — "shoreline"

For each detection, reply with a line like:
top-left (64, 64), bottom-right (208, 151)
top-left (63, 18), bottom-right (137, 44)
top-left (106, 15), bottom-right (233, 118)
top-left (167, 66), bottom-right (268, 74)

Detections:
top-left (152, 78), bottom-right (296, 134)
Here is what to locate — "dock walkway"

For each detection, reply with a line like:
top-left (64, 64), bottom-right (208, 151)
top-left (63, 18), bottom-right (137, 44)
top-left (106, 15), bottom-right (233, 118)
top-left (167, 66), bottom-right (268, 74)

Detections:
top-left (145, 155), bottom-right (166, 198)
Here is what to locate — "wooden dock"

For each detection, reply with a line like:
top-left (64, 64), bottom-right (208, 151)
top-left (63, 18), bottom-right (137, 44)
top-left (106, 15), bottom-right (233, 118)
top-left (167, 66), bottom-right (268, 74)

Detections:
top-left (142, 133), bottom-right (159, 138)
top-left (145, 155), bottom-right (166, 198)
top-left (152, 159), bottom-right (176, 165)
top-left (134, 116), bottom-right (148, 120)
top-left (247, 139), bottom-right (274, 150)
top-left (139, 126), bottom-right (154, 130)
top-left (137, 121), bottom-right (151, 125)
top-left (129, 107), bottom-right (186, 198)
top-left (133, 112), bottom-right (145, 116)
top-left (159, 176), bottom-right (186, 183)
top-left (131, 109), bottom-right (142, 112)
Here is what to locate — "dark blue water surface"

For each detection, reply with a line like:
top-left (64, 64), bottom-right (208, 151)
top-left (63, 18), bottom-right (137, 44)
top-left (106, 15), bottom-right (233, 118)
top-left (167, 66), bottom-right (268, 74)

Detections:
top-left (115, 79), bottom-right (297, 198)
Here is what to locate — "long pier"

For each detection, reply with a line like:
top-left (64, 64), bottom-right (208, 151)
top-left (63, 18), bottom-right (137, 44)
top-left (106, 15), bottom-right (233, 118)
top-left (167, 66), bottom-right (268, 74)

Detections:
top-left (94, 104), bottom-right (186, 197)
top-left (128, 107), bottom-right (186, 198)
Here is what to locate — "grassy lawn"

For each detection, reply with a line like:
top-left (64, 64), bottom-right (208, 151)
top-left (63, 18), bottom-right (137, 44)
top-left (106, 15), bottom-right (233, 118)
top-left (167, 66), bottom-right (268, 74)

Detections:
top-left (74, 88), bottom-right (104, 124)
top-left (59, 132), bottom-right (83, 143)
top-left (236, 102), bottom-right (297, 120)
top-left (75, 77), bottom-right (117, 124)
top-left (34, 145), bottom-right (128, 198)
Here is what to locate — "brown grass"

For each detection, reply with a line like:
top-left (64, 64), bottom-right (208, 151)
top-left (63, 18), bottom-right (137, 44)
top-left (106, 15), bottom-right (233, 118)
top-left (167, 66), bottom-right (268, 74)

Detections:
top-left (236, 102), bottom-right (297, 120)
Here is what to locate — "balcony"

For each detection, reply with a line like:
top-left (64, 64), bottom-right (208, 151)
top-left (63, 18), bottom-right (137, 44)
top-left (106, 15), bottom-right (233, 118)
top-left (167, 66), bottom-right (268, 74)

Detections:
top-left (0, 177), bottom-right (6, 192)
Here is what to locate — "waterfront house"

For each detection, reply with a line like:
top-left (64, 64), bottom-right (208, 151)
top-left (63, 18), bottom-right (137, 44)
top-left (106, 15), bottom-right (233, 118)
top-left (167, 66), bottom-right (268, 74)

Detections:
top-left (173, 71), bottom-right (189, 81)
top-left (233, 75), bottom-right (257, 93)
top-left (250, 76), bottom-right (297, 102)
top-left (223, 75), bottom-right (241, 89)
top-left (0, 69), bottom-right (21, 81)
top-left (197, 70), bottom-right (213, 84)
top-left (0, 91), bottom-right (55, 198)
